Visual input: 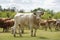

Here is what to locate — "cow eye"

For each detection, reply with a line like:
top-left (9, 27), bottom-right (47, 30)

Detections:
top-left (40, 12), bottom-right (44, 15)
top-left (42, 12), bottom-right (44, 15)
top-left (33, 13), bottom-right (36, 15)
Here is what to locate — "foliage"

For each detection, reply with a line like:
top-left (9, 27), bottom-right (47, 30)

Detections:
top-left (0, 11), bottom-right (16, 18)
top-left (0, 5), bottom-right (60, 19)
top-left (19, 9), bottom-right (25, 13)
top-left (31, 8), bottom-right (45, 12)
top-left (53, 12), bottom-right (60, 19)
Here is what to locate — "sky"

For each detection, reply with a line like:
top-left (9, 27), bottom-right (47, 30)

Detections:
top-left (0, 0), bottom-right (60, 12)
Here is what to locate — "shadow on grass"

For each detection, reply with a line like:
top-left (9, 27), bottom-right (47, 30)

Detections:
top-left (0, 31), bottom-right (10, 33)
top-left (38, 36), bottom-right (49, 39)
top-left (13, 36), bottom-right (23, 38)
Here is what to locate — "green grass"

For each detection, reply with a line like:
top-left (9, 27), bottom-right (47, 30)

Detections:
top-left (0, 28), bottom-right (60, 40)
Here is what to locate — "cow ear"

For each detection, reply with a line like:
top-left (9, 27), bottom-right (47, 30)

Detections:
top-left (33, 13), bottom-right (36, 15)
top-left (42, 12), bottom-right (44, 15)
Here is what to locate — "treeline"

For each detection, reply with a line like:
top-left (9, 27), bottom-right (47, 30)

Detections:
top-left (0, 5), bottom-right (25, 18)
top-left (0, 5), bottom-right (60, 19)
top-left (31, 8), bottom-right (60, 19)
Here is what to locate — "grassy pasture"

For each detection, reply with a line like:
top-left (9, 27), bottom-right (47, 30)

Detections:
top-left (0, 28), bottom-right (60, 40)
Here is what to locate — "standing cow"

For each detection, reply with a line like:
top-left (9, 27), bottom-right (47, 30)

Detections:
top-left (13, 11), bottom-right (44, 37)
top-left (0, 18), bottom-right (14, 32)
top-left (55, 19), bottom-right (60, 31)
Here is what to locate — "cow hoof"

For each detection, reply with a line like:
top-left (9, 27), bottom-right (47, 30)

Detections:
top-left (14, 35), bottom-right (16, 37)
top-left (22, 31), bottom-right (24, 34)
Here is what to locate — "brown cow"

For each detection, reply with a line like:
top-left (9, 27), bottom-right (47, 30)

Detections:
top-left (40, 19), bottom-right (48, 31)
top-left (0, 18), bottom-right (14, 32)
top-left (55, 19), bottom-right (60, 31)
top-left (40, 19), bottom-right (56, 31)
top-left (4, 19), bottom-right (14, 32)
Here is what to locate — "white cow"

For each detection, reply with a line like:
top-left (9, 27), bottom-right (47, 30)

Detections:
top-left (13, 11), bottom-right (44, 37)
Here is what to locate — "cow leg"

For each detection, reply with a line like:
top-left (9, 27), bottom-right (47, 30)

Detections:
top-left (34, 29), bottom-right (37, 37)
top-left (21, 27), bottom-right (24, 34)
top-left (45, 24), bottom-right (48, 31)
top-left (5, 27), bottom-right (9, 32)
top-left (55, 24), bottom-right (59, 31)
top-left (19, 24), bottom-right (22, 37)
top-left (58, 25), bottom-right (60, 30)
top-left (57, 25), bottom-right (59, 31)
top-left (14, 28), bottom-right (16, 37)
top-left (13, 26), bottom-right (16, 37)
top-left (3, 28), bottom-right (7, 32)
top-left (3, 28), bottom-right (5, 32)
top-left (45, 26), bottom-right (47, 31)
top-left (31, 29), bottom-right (33, 37)
top-left (55, 26), bottom-right (57, 31)
top-left (55, 23), bottom-right (60, 31)
top-left (41, 26), bottom-right (45, 30)
top-left (11, 27), bottom-right (14, 34)
top-left (49, 25), bottom-right (52, 32)
top-left (3, 28), bottom-right (4, 32)
top-left (29, 25), bottom-right (33, 37)
top-left (22, 29), bottom-right (24, 34)
top-left (19, 28), bottom-right (22, 37)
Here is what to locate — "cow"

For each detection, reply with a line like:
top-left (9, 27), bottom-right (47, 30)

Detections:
top-left (0, 18), bottom-right (14, 32)
top-left (4, 19), bottom-right (14, 32)
top-left (55, 19), bottom-right (60, 31)
top-left (12, 11), bottom-right (44, 37)
top-left (40, 19), bottom-right (47, 30)
top-left (47, 19), bottom-right (56, 31)
top-left (40, 19), bottom-right (56, 31)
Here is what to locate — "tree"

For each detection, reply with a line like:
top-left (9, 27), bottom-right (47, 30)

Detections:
top-left (6, 13), bottom-right (10, 18)
top-left (19, 9), bottom-right (25, 13)
top-left (0, 5), bottom-right (2, 11)
top-left (11, 7), bottom-right (16, 12)
top-left (31, 8), bottom-right (45, 12)
top-left (46, 9), bottom-right (54, 18)
top-left (37, 8), bottom-right (45, 12)
top-left (53, 12), bottom-right (60, 19)
top-left (0, 13), bottom-right (2, 17)
top-left (7, 8), bottom-right (10, 11)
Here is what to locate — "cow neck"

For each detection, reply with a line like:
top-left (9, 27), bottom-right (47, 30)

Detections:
top-left (32, 15), bottom-right (39, 25)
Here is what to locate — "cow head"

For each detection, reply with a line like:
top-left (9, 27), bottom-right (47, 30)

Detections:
top-left (33, 11), bottom-right (44, 26)
top-left (33, 11), bottom-right (44, 20)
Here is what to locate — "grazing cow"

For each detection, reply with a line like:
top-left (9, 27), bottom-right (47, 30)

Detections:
top-left (13, 11), bottom-right (44, 37)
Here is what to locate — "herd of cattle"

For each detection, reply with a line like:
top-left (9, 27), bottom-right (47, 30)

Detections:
top-left (0, 11), bottom-right (60, 37)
